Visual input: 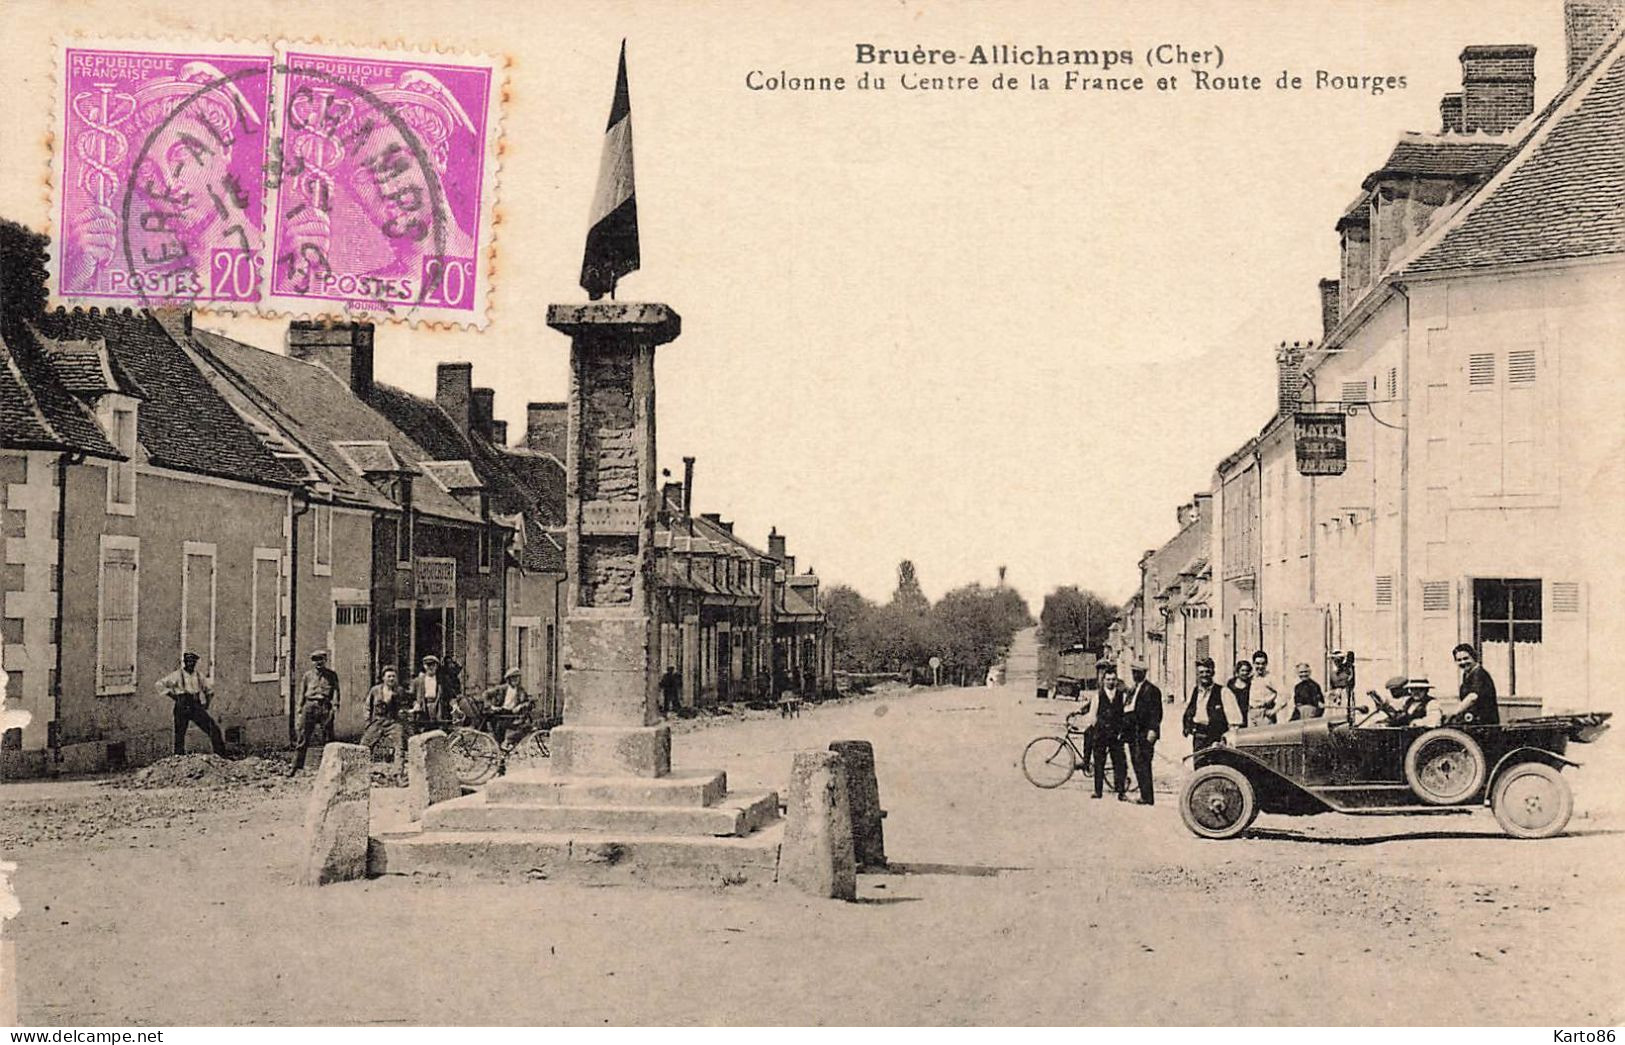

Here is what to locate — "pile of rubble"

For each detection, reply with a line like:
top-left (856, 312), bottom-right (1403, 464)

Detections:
top-left (109, 753), bottom-right (292, 790)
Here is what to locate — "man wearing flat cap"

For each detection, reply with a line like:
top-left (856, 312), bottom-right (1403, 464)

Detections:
top-left (483, 667), bottom-right (532, 744)
top-left (290, 650), bottom-right (341, 772)
top-left (156, 651), bottom-right (228, 756)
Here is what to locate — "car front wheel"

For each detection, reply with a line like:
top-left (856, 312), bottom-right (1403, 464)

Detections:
top-left (1180, 764), bottom-right (1257, 840)
top-left (1491, 761), bottom-right (1573, 839)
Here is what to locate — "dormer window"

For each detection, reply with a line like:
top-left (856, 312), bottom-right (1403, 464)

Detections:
top-left (105, 399), bottom-right (138, 515)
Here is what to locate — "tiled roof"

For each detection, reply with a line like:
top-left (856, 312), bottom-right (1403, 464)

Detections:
top-left (36, 309), bottom-right (294, 487)
top-left (188, 330), bottom-right (479, 523)
top-left (1361, 137), bottom-right (1510, 189)
top-left (780, 586), bottom-right (822, 620)
top-left (1405, 31), bottom-right (1625, 275)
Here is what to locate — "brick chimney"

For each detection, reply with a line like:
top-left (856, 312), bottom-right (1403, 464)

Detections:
top-left (1336, 199), bottom-right (1372, 317)
top-left (471, 386), bottom-right (495, 443)
top-left (768, 527), bottom-right (787, 563)
top-left (435, 363), bottom-right (473, 436)
top-left (1566, 0), bottom-right (1624, 80)
top-left (1459, 45), bottom-right (1536, 135)
top-left (1440, 92), bottom-right (1464, 133)
top-left (524, 401), bottom-right (567, 459)
top-left (682, 456), bottom-right (694, 516)
top-left (287, 321), bottom-right (375, 399)
top-left (661, 481), bottom-right (684, 514)
top-left (1276, 341), bottom-right (1307, 415)
top-left (490, 419), bottom-right (508, 445)
top-left (1318, 278), bottom-right (1342, 339)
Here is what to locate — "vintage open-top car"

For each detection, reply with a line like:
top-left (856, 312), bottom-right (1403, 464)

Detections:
top-left (1178, 692), bottom-right (1612, 840)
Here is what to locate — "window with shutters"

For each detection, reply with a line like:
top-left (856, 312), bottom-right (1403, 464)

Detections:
top-left (1375, 575), bottom-right (1394, 608)
top-left (1341, 380), bottom-right (1368, 404)
top-left (1468, 353), bottom-right (1495, 386)
top-left (97, 536), bottom-right (139, 694)
top-left (1387, 367), bottom-right (1398, 399)
top-left (1551, 582), bottom-right (1580, 614)
top-left (251, 549), bottom-right (281, 682)
top-left (1508, 350), bottom-right (1537, 384)
top-left (181, 542), bottom-right (217, 679)
top-left (1421, 581), bottom-right (1451, 615)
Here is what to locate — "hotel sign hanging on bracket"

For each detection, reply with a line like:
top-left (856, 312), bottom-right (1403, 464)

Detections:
top-left (1295, 412), bottom-right (1348, 476)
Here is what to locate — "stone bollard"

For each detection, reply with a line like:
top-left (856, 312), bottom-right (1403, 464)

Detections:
top-left (298, 743), bottom-right (370, 886)
top-left (780, 750), bottom-right (857, 900)
top-left (406, 729), bottom-right (460, 821)
top-left (829, 740), bottom-right (886, 869)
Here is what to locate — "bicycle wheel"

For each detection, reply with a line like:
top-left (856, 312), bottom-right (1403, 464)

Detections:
top-left (530, 729), bottom-right (551, 759)
top-left (446, 727), bottom-right (500, 786)
top-left (1022, 736), bottom-right (1077, 789)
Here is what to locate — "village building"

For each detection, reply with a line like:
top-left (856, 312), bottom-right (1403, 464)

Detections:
top-left (1207, 9), bottom-right (1625, 717)
top-left (2, 222), bottom-right (300, 772)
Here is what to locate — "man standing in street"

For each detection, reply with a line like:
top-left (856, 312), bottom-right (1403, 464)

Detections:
top-left (1183, 657), bottom-right (1243, 752)
top-left (1251, 650), bottom-right (1282, 725)
top-left (1452, 643), bottom-right (1501, 725)
top-left (291, 650), bottom-right (341, 773)
top-left (659, 664), bottom-right (683, 717)
top-left (360, 665), bottom-right (407, 769)
top-left (156, 651), bottom-right (227, 756)
top-left (1122, 660), bottom-right (1162, 805)
top-left (1090, 662), bottom-right (1129, 801)
top-left (411, 654), bottom-right (447, 721)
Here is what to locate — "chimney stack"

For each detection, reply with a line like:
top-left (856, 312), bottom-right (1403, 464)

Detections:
top-left (1565, 0), bottom-right (1624, 80)
top-left (682, 456), bottom-right (695, 516)
top-left (287, 320), bottom-right (376, 399)
top-left (524, 401), bottom-right (567, 460)
top-left (1439, 92), bottom-right (1465, 133)
top-left (768, 527), bottom-right (787, 563)
top-left (470, 386), bottom-right (495, 443)
top-left (1276, 340), bottom-right (1307, 415)
top-left (435, 362), bottom-right (473, 437)
top-left (1318, 278), bottom-right (1342, 340)
top-left (490, 419), bottom-right (508, 445)
top-left (1459, 45), bottom-right (1536, 135)
top-left (661, 481), bottom-right (684, 514)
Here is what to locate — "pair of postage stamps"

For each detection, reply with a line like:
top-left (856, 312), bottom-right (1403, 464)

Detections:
top-left (52, 40), bottom-right (501, 327)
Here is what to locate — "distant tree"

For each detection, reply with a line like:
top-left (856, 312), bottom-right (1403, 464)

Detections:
top-left (823, 584), bottom-right (873, 672)
top-left (1039, 586), bottom-right (1117, 653)
top-left (930, 583), bottom-right (1035, 685)
top-left (891, 560), bottom-right (930, 617)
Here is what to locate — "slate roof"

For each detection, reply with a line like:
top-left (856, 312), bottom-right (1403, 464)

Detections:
top-left (1404, 30), bottom-right (1625, 275)
top-left (367, 383), bottom-right (567, 573)
top-left (1361, 137), bottom-right (1511, 189)
top-left (33, 309), bottom-right (295, 487)
top-left (420, 459), bottom-right (483, 492)
top-left (188, 329), bottom-right (479, 524)
top-left (779, 585), bottom-right (822, 621)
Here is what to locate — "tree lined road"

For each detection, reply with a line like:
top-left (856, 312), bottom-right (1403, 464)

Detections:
top-left (4, 629), bottom-right (1621, 1024)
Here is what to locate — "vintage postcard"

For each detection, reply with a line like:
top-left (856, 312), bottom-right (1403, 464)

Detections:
top-left (1, 0), bottom-right (1622, 1033)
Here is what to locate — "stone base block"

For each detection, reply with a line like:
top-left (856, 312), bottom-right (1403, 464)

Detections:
top-left (549, 724), bottom-right (670, 778)
top-left (299, 743), bottom-right (371, 886)
top-left (369, 822), bottom-right (782, 889)
top-left (485, 768), bottom-right (728, 808)
top-left (422, 789), bottom-right (779, 837)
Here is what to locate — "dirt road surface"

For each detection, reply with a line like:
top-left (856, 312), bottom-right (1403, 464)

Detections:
top-left (4, 629), bottom-right (1622, 1025)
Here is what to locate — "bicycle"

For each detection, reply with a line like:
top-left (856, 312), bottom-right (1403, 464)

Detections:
top-left (442, 699), bottom-right (553, 786)
top-left (1021, 710), bottom-right (1137, 793)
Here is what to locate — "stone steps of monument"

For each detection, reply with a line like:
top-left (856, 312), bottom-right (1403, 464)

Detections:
top-left (483, 768), bottom-right (729, 808)
top-left (421, 789), bottom-right (781, 838)
top-left (368, 822), bottom-right (784, 889)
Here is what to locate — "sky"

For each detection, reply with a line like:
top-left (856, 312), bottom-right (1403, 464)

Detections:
top-left (1, 0), bottom-right (1572, 607)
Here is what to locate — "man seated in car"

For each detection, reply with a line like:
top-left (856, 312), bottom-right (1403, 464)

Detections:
top-left (1364, 676), bottom-right (1437, 727)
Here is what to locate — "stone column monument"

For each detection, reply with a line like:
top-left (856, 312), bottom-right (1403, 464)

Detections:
top-left (545, 301), bottom-right (680, 778)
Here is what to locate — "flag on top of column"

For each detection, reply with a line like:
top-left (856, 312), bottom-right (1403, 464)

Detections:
top-left (580, 40), bottom-right (640, 300)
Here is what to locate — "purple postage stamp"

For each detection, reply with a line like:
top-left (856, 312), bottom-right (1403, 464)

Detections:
top-left (53, 42), bottom-right (274, 308)
top-left (265, 44), bottom-right (501, 327)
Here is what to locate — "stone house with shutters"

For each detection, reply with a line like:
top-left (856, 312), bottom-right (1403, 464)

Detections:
top-left (1210, 7), bottom-right (1625, 717)
top-left (1, 221), bottom-right (300, 774)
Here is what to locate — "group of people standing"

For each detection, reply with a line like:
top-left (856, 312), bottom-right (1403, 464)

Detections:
top-left (1085, 661), bottom-right (1162, 805)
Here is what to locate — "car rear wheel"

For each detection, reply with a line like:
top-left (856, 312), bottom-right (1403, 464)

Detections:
top-left (1180, 764), bottom-right (1256, 839)
top-left (1404, 728), bottom-right (1486, 805)
top-left (1022, 736), bottom-right (1076, 789)
top-left (1491, 761), bottom-right (1572, 839)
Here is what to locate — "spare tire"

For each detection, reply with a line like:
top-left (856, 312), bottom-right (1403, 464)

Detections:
top-left (1404, 727), bottom-right (1486, 805)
